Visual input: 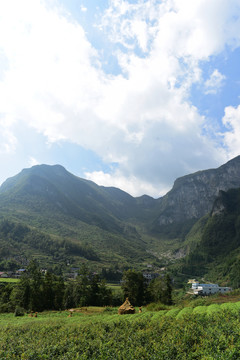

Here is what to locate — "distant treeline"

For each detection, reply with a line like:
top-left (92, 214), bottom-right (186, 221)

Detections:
top-left (0, 262), bottom-right (173, 313)
top-left (0, 261), bottom-right (113, 313)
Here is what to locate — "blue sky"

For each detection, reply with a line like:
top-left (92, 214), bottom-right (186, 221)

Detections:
top-left (0, 0), bottom-right (240, 197)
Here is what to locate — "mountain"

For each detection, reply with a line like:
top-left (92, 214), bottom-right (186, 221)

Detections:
top-left (152, 156), bottom-right (240, 234)
top-left (177, 187), bottom-right (240, 288)
top-left (0, 164), bottom-right (158, 269)
top-left (0, 164), bottom-right (157, 225)
top-left (0, 164), bottom-right (133, 229)
top-left (1, 156), bottom-right (240, 273)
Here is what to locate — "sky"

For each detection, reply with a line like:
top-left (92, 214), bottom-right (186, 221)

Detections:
top-left (0, 0), bottom-right (240, 198)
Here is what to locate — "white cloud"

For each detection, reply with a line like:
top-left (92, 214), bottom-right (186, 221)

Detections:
top-left (101, 0), bottom-right (240, 59)
top-left (84, 170), bottom-right (167, 197)
top-left (204, 69), bottom-right (226, 94)
top-left (222, 105), bottom-right (240, 158)
top-left (80, 5), bottom-right (87, 12)
top-left (28, 156), bottom-right (40, 167)
top-left (0, 0), bottom-right (239, 196)
top-left (0, 114), bottom-right (17, 154)
top-left (0, 128), bottom-right (17, 154)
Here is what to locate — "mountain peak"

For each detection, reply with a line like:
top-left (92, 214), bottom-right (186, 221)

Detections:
top-left (154, 155), bottom-right (240, 228)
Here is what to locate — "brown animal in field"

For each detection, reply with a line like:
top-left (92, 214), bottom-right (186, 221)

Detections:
top-left (33, 312), bottom-right (38, 317)
top-left (139, 307), bottom-right (142, 313)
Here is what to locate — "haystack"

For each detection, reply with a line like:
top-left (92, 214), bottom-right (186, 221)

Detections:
top-left (118, 297), bottom-right (135, 315)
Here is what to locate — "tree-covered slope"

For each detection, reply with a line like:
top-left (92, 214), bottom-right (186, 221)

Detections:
top-left (178, 188), bottom-right (240, 287)
top-left (0, 165), bottom-right (157, 269)
top-left (2, 157), bottom-right (240, 272)
top-left (0, 164), bottom-right (131, 231)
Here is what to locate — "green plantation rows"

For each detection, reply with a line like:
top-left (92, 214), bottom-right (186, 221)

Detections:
top-left (1, 303), bottom-right (240, 359)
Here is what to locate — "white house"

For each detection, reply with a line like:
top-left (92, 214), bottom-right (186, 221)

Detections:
top-left (191, 282), bottom-right (232, 295)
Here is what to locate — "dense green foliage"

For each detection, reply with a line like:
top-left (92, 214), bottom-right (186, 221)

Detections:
top-left (1, 303), bottom-right (240, 359)
top-left (148, 274), bottom-right (172, 305)
top-left (121, 270), bottom-right (172, 306)
top-left (175, 188), bottom-right (240, 286)
top-left (121, 269), bottom-right (146, 306)
top-left (0, 262), bottom-right (113, 313)
top-left (0, 220), bottom-right (99, 271)
top-left (63, 265), bottom-right (113, 308)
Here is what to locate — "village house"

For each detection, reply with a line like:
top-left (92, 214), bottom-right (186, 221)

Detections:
top-left (189, 281), bottom-right (232, 295)
top-left (0, 271), bottom-right (8, 278)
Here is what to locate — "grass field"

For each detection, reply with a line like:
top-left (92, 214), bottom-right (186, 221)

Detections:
top-left (106, 283), bottom-right (122, 291)
top-left (0, 278), bottom-right (19, 283)
top-left (1, 302), bottom-right (240, 359)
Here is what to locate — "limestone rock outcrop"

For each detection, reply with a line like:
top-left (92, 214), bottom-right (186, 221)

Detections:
top-left (154, 156), bottom-right (240, 227)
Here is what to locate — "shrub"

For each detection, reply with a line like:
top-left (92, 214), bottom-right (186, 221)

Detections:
top-left (176, 307), bottom-right (193, 319)
top-left (193, 305), bottom-right (208, 314)
top-left (165, 308), bottom-right (180, 318)
top-left (207, 304), bottom-right (221, 315)
top-left (14, 306), bottom-right (25, 317)
top-left (146, 302), bottom-right (169, 311)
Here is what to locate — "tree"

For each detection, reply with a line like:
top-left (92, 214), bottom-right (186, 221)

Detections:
top-left (28, 260), bottom-right (43, 311)
top-left (73, 265), bottom-right (90, 307)
top-left (0, 283), bottom-right (15, 312)
top-left (89, 275), bottom-right (112, 306)
top-left (121, 269), bottom-right (145, 306)
top-left (10, 274), bottom-right (31, 310)
top-left (148, 274), bottom-right (172, 305)
top-left (42, 272), bottom-right (54, 310)
top-left (53, 275), bottom-right (65, 310)
top-left (63, 282), bottom-right (75, 309)
top-left (89, 274), bottom-right (100, 306)
top-left (98, 279), bottom-right (112, 306)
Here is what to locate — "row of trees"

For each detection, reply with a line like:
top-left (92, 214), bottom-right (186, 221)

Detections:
top-left (0, 262), bottom-right (172, 313)
top-left (0, 261), bottom-right (113, 313)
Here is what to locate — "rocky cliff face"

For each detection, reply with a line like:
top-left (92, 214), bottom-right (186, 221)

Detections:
top-left (155, 156), bottom-right (240, 226)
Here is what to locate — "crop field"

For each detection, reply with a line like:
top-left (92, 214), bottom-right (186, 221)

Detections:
top-left (1, 302), bottom-right (240, 359)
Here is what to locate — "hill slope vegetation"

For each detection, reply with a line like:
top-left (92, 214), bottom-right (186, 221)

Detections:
top-left (1, 157), bottom-right (240, 274)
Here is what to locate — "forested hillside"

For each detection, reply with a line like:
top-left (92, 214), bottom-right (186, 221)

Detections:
top-left (1, 158), bottom-right (240, 275)
top-left (177, 188), bottom-right (240, 287)
top-left (0, 165), bottom-right (159, 270)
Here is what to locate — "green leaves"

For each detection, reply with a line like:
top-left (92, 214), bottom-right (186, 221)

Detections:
top-left (121, 269), bottom-right (145, 306)
top-left (1, 304), bottom-right (240, 359)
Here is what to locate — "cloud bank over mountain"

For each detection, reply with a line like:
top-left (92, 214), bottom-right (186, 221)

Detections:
top-left (0, 0), bottom-right (239, 196)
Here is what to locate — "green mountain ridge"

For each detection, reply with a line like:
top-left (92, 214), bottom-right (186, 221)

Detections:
top-left (1, 158), bottom-right (240, 277)
top-left (0, 165), bottom-right (159, 270)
